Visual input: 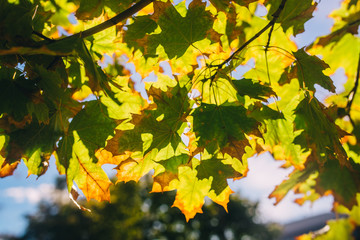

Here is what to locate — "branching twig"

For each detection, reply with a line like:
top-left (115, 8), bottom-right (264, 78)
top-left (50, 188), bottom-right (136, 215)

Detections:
top-left (265, 24), bottom-right (275, 52)
top-left (199, 0), bottom-right (287, 89)
top-left (210, 0), bottom-right (287, 69)
top-left (346, 51), bottom-right (360, 126)
top-left (264, 24), bottom-right (275, 84)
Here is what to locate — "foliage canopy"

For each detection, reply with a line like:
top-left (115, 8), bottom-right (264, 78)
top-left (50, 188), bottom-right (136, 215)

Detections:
top-left (1, 0), bottom-right (360, 237)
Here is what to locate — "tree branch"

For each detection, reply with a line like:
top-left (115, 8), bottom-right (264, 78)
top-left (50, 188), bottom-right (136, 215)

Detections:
top-left (346, 51), bottom-right (360, 126)
top-left (32, 31), bottom-right (54, 42)
top-left (59, 0), bottom-right (153, 41)
top-left (212, 0), bottom-right (287, 69)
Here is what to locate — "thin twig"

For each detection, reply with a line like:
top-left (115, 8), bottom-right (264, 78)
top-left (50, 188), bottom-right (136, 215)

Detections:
top-left (32, 31), bottom-right (54, 42)
top-left (264, 24), bottom-right (275, 84)
top-left (57, 0), bottom-right (153, 41)
top-left (211, 0), bottom-right (287, 69)
top-left (346, 51), bottom-right (360, 126)
top-left (265, 24), bottom-right (275, 52)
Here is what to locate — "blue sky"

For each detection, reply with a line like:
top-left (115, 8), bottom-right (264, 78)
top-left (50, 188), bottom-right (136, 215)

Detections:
top-left (0, 0), bottom-right (344, 236)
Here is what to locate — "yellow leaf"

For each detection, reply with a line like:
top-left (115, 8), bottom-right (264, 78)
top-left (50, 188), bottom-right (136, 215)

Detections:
top-left (172, 166), bottom-right (211, 221)
top-left (208, 186), bottom-right (234, 212)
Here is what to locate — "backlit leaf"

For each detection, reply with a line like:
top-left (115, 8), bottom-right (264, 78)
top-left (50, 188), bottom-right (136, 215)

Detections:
top-left (147, 0), bottom-right (213, 58)
top-left (232, 78), bottom-right (275, 101)
top-left (192, 103), bottom-right (260, 153)
top-left (172, 166), bottom-right (211, 221)
top-left (267, 0), bottom-right (317, 36)
top-left (290, 49), bottom-right (335, 93)
top-left (57, 101), bottom-right (116, 201)
top-left (196, 157), bottom-right (242, 195)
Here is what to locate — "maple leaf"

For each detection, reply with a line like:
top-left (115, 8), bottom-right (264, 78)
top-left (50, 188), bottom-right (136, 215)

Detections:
top-left (316, 159), bottom-right (360, 208)
top-left (308, 33), bottom-right (360, 78)
top-left (209, 0), bottom-right (257, 12)
top-left (6, 121), bottom-right (61, 177)
top-left (232, 78), bottom-right (275, 101)
top-left (158, 152), bottom-right (188, 169)
top-left (192, 102), bottom-right (260, 153)
top-left (75, 0), bottom-right (133, 20)
top-left (0, 133), bottom-right (18, 178)
top-left (0, 67), bottom-right (34, 122)
top-left (196, 157), bottom-right (242, 195)
top-left (152, 171), bottom-right (178, 192)
top-left (208, 186), bottom-right (234, 212)
top-left (146, 0), bottom-right (213, 58)
top-left (106, 83), bottom-right (189, 158)
top-left (220, 139), bottom-right (250, 164)
top-left (269, 162), bottom-right (317, 205)
top-left (262, 118), bottom-right (309, 168)
top-left (294, 96), bottom-right (348, 165)
top-left (67, 131), bottom-right (113, 202)
top-left (0, 0), bottom-right (33, 42)
top-left (104, 84), bottom-right (190, 183)
top-left (267, 0), bottom-right (317, 36)
top-left (114, 154), bottom-right (157, 183)
top-left (56, 101), bottom-right (116, 201)
top-left (123, 15), bottom-right (157, 52)
top-left (172, 166), bottom-right (211, 221)
top-left (2, 0), bottom-right (360, 232)
top-left (284, 49), bottom-right (336, 93)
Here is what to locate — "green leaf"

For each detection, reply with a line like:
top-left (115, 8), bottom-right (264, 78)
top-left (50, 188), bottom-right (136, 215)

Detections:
top-left (248, 103), bottom-right (284, 122)
top-left (67, 131), bottom-right (112, 202)
top-left (33, 65), bottom-right (66, 101)
top-left (269, 162), bottom-right (317, 204)
top-left (232, 78), bottom-right (275, 101)
top-left (56, 101), bottom-right (116, 200)
top-left (262, 118), bottom-right (309, 168)
top-left (74, 0), bottom-right (133, 20)
top-left (114, 151), bottom-right (158, 183)
top-left (196, 157), bottom-right (242, 195)
top-left (27, 102), bottom-right (50, 124)
top-left (317, 159), bottom-right (360, 208)
top-left (0, 67), bottom-right (32, 121)
top-left (105, 84), bottom-right (189, 160)
top-left (123, 15), bottom-right (157, 51)
top-left (0, 0), bottom-right (33, 44)
top-left (209, 0), bottom-right (257, 12)
top-left (7, 121), bottom-right (61, 176)
top-left (158, 154), bottom-right (189, 173)
top-left (70, 101), bottom-right (117, 154)
top-left (148, 0), bottom-right (213, 58)
top-left (290, 49), bottom-right (335, 93)
top-left (267, 0), bottom-right (317, 36)
top-left (192, 103), bottom-right (259, 152)
top-left (308, 34), bottom-right (360, 78)
top-left (294, 96), bottom-right (347, 164)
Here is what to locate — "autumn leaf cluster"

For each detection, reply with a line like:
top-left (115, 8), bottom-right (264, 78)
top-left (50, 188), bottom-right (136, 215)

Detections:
top-left (1, 0), bottom-right (360, 237)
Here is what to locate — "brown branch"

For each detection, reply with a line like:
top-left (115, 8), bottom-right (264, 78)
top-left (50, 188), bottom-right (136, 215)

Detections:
top-left (58, 0), bottom-right (153, 41)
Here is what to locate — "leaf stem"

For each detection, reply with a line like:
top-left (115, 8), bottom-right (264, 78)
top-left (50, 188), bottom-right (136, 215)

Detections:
top-left (58, 0), bottom-right (153, 41)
